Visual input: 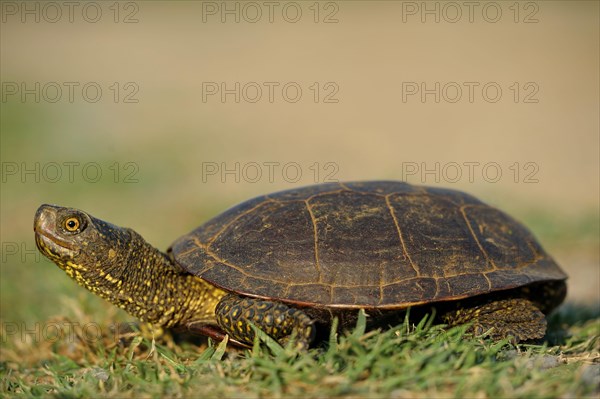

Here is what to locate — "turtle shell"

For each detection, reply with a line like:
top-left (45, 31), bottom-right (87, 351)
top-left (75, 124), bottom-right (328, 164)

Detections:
top-left (170, 181), bottom-right (567, 309)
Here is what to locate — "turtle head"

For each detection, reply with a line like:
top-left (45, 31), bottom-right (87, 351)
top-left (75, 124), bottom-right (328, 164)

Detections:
top-left (34, 204), bottom-right (221, 327)
top-left (34, 204), bottom-right (133, 295)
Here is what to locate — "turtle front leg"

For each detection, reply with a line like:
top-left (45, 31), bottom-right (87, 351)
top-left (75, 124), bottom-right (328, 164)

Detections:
top-left (215, 294), bottom-right (315, 350)
top-left (442, 298), bottom-right (547, 343)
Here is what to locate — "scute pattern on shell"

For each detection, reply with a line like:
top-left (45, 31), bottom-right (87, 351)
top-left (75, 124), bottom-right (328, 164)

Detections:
top-left (170, 181), bottom-right (567, 309)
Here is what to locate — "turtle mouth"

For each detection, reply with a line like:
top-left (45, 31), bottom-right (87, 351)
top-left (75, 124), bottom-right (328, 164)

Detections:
top-left (34, 205), bottom-right (80, 257)
top-left (34, 226), bottom-right (78, 252)
top-left (35, 231), bottom-right (78, 260)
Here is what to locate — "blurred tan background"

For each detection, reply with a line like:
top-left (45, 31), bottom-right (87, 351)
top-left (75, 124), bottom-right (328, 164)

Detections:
top-left (1, 1), bottom-right (598, 323)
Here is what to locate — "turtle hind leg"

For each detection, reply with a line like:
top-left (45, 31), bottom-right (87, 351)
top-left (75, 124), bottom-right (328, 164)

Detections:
top-left (215, 294), bottom-right (315, 350)
top-left (442, 298), bottom-right (547, 343)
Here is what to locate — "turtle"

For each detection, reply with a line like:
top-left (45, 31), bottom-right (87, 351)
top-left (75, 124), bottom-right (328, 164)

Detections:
top-left (34, 181), bottom-right (567, 349)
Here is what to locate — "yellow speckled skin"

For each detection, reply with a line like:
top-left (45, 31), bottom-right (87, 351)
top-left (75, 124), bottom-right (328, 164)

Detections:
top-left (34, 205), bottom-right (225, 329)
top-left (216, 295), bottom-right (315, 349)
top-left (442, 298), bottom-right (547, 342)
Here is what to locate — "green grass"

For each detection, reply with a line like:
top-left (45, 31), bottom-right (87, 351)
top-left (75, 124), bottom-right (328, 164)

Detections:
top-left (1, 301), bottom-right (598, 398)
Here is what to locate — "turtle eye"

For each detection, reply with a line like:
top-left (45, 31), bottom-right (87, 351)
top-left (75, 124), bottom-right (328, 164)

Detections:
top-left (64, 217), bottom-right (81, 232)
